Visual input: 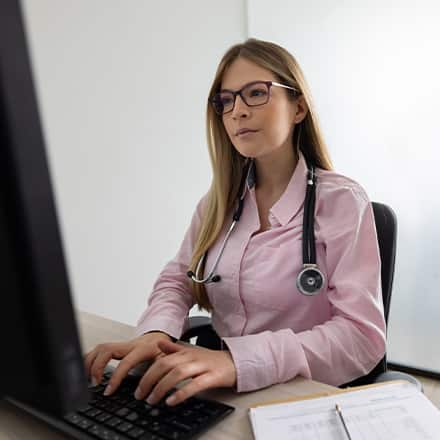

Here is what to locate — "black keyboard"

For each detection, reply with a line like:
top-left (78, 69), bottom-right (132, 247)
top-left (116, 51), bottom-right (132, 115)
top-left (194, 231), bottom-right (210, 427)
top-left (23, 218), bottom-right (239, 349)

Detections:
top-left (63, 372), bottom-right (234, 440)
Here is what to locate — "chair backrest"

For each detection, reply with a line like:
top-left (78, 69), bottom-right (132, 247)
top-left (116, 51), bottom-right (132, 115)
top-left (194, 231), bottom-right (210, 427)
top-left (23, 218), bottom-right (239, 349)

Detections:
top-left (371, 202), bottom-right (397, 323)
top-left (341, 201), bottom-right (397, 387)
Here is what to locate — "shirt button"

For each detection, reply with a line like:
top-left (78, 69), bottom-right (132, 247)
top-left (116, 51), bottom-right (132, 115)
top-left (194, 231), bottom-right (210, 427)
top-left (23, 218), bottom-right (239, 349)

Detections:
top-left (269, 213), bottom-right (279, 226)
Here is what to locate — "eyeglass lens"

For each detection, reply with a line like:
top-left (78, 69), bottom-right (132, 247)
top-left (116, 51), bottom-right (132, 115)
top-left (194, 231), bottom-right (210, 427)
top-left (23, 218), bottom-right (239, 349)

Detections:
top-left (213, 82), bottom-right (270, 115)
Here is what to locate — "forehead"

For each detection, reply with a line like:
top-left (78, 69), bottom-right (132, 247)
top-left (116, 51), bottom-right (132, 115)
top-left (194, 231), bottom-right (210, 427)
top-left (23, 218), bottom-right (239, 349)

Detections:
top-left (221, 57), bottom-right (276, 90)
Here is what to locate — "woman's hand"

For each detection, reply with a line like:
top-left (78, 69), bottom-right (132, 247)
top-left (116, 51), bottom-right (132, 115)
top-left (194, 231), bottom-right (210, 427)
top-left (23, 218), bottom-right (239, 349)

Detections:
top-left (133, 339), bottom-right (237, 406)
top-left (84, 331), bottom-right (171, 395)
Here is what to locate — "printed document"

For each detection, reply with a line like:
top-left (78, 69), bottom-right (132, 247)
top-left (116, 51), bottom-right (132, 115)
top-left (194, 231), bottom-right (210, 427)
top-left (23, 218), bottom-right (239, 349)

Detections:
top-left (249, 381), bottom-right (440, 440)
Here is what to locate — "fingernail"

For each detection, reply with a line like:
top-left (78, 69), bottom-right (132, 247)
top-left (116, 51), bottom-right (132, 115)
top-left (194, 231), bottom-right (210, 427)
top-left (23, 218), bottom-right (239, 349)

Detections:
top-left (146, 393), bottom-right (156, 405)
top-left (134, 387), bottom-right (142, 400)
top-left (166, 394), bottom-right (177, 406)
top-left (91, 377), bottom-right (98, 387)
top-left (103, 384), bottom-right (112, 396)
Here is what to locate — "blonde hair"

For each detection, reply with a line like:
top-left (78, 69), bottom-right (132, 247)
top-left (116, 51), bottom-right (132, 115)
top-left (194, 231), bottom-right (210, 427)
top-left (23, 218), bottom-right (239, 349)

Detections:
top-left (189, 38), bottom-right (333, 310)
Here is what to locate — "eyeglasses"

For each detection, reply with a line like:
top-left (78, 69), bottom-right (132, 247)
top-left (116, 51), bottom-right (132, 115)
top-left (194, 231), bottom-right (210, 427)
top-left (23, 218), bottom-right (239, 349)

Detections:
top-left (210, 80), bottom-right (299, 115)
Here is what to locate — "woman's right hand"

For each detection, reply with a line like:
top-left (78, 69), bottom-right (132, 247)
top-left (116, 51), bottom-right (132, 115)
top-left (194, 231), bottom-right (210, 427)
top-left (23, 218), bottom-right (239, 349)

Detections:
top-left (84, 331), bottom-right (172, 396)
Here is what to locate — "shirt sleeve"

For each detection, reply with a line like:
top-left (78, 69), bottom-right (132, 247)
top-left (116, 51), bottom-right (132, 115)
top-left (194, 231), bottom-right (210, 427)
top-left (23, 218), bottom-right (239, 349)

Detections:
top-left (222, 184), bottom-right (386, 392)
top-left (135, 194), bottom-right (208, 339)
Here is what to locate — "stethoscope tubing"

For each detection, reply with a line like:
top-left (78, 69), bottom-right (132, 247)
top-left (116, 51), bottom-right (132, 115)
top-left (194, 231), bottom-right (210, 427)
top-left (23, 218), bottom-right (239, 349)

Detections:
top-left (191, 219), bottom-right (238, 284)
top-left (188, 159), bottom-right (325, 295)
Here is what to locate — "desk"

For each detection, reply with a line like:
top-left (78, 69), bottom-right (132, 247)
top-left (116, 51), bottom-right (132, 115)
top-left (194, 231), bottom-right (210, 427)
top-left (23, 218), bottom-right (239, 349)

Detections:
top-left (0, 311), bottom-right (337, 440)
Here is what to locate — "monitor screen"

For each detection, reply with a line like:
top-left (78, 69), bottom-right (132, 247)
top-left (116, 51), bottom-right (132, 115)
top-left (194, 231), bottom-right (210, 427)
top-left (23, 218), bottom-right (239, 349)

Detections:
top-left (0, 0), bottom-right (89, 416)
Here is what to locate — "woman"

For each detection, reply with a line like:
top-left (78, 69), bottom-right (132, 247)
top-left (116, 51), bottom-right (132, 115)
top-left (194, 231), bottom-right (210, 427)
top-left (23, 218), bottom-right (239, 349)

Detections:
top-left (85, 38), bottom-right (386, 407)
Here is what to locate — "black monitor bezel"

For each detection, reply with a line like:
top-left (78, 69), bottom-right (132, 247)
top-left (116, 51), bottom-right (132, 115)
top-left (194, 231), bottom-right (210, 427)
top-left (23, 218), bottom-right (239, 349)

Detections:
top-left (0, 0), bottom-right (89, 416)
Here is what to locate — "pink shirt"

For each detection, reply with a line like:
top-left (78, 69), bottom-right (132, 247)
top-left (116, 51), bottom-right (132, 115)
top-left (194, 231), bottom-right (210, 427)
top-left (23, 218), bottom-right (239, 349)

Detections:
top-left (136, 153), bottom-right (386, 392)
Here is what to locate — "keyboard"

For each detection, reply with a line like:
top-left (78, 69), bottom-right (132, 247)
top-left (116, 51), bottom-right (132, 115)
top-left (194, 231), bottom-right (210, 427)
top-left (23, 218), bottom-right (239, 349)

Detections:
top-left (62, 371), bottom-right (234, 440)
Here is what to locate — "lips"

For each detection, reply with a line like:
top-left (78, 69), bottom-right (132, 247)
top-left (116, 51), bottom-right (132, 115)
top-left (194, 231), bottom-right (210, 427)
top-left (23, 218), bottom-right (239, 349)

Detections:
top-left (235, 128), bottom-right (258, 136)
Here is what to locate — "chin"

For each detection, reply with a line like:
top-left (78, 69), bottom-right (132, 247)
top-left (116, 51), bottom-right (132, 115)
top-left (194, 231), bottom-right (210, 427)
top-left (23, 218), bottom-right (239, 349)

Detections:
top-left (233, 144), bottom-right (263, 159)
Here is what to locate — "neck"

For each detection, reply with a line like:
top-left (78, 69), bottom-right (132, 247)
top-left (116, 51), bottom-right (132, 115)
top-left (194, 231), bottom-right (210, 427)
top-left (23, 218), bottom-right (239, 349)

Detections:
top-left (254, 146), bottom-right (298, 196)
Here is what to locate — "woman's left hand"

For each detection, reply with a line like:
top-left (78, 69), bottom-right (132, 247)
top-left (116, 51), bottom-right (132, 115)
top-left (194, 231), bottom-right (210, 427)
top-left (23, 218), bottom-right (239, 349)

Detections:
top-left (133, 339), bottom-right (237, 406)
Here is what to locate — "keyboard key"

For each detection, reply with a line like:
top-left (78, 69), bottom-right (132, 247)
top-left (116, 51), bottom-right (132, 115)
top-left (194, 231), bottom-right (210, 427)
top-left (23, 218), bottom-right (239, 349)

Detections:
top-left (64, 413), bottom-right (94, 430)
top-left (125, 411), bottom-right (140, 422)
top-left (105, 416), bottom-right (123, 428)
top-left (136, 418), bottom-right (154, 428)
top-left (106, 402), bottom-right (123, 413)
top-left (116, 396), bottom-right (130, 403)
top-left (161, 413), bottom-right (177, 424)
top-left (86, 408), bottom-right (103, 418)
top-left (77, 404), bottom-right (93, 414)
top-left (202, 402), bottom-right (223, 416)
top-left (88, 424), bottom-right (123, 440)
top-left (191, 402), bottom-right (206, 411)
top-left (138, 433), bottom-right (162, 440)
top-left (148, 408), bottom-right (162, 418)
top-left (153, 425), bottom-right (184, 440)
top-left (180, 409), bottom-right (195, 418)
top-left (95, 400), bottom-right (112, 410)
top-left (127, 427), bottom-right (146, 438)
top-left (148, 421), bottom-right (166, 432)
top-left (127, 400), bottom-right (142, 410)
top-left (96, 412), bottom-right (112, 423)
top-left (147, 420), bottom-right (185, 438)
top-left (64, 413), bottom-right (82, 424)
top-left (195, 414), bottom-right (210, 425)
top-left (117, 422), bottom-right (134, 433)
top-left (170, 420), bottom-right (192, 432)
top-left (116, 407), bottom-right (131, 418)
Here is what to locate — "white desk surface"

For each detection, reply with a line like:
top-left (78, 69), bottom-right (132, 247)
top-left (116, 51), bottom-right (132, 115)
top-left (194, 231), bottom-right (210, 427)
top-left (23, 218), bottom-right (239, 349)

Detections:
top-left (0, 311), bottom-right (336, 440)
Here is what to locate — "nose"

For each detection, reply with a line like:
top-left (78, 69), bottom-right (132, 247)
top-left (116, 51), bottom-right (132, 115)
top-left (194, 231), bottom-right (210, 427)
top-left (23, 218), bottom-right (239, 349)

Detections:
top-left (231, 94), bottom-right (250, 119)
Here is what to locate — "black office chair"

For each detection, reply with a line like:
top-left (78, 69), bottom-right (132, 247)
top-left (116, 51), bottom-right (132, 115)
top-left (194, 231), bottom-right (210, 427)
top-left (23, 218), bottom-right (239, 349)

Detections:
top-left (181, 201), bottom-right (422, 390)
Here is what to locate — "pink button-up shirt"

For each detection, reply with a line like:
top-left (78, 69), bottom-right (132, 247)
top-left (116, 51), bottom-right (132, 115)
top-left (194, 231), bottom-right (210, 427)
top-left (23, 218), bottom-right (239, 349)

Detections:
top-left (136, 153), bottom-right (386, 392)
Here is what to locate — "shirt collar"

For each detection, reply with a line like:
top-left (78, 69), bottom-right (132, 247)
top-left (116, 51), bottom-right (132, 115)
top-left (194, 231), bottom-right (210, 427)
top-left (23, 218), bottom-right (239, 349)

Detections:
top-left (245, 151), bottom-right (309, 226)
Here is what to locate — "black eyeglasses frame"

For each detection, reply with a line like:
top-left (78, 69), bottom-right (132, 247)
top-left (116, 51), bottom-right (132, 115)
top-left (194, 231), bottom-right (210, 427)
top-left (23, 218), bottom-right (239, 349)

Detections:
top-left (209, 80), bottom-right (299, 115)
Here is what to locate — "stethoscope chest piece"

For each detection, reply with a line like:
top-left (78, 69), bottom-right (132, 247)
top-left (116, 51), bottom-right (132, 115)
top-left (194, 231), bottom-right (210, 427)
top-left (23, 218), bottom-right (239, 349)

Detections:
top-left (296, 264), bottom-right (325, 296)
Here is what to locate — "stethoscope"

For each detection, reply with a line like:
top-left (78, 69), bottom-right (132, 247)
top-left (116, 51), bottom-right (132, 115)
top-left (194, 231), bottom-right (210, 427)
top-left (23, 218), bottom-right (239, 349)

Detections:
top-left (187, 160), bottom-right (325, 296)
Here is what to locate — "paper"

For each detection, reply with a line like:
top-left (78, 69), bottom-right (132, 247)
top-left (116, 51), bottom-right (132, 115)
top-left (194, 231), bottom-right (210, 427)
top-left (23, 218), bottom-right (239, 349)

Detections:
top-left (249, 381), bottom-right (440, 440)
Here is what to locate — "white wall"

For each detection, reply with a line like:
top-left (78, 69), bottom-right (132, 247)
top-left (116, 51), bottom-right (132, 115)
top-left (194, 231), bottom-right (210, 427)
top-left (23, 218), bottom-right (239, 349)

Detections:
top-left (22, 0), bottom-right (246, 326)
top-left (21, 0), bottom-right (440, 371)
top-left (248, 0), bottom-right (440, 371)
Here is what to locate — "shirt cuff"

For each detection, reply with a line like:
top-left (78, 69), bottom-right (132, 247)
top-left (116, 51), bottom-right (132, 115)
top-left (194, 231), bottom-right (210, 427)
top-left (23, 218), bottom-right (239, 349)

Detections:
top-left (135, 315), bottom-right (188, 340)
top-left (222, 329), bottom-right (311, 392)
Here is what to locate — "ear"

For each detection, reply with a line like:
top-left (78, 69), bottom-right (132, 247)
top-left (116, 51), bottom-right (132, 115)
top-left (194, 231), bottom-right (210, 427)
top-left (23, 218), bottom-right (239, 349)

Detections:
top-left (293, 95), bottom-right (308, 124)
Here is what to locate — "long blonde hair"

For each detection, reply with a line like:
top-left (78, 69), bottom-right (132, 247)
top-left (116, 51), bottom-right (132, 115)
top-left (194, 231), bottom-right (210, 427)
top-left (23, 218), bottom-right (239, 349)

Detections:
top-left (189, 38), bottom-right (332, 310)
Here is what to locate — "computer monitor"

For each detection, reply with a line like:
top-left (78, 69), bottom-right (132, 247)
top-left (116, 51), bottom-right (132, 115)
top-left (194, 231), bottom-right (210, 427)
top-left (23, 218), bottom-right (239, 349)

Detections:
top-left (0, 0), bottom-right (89, 416)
